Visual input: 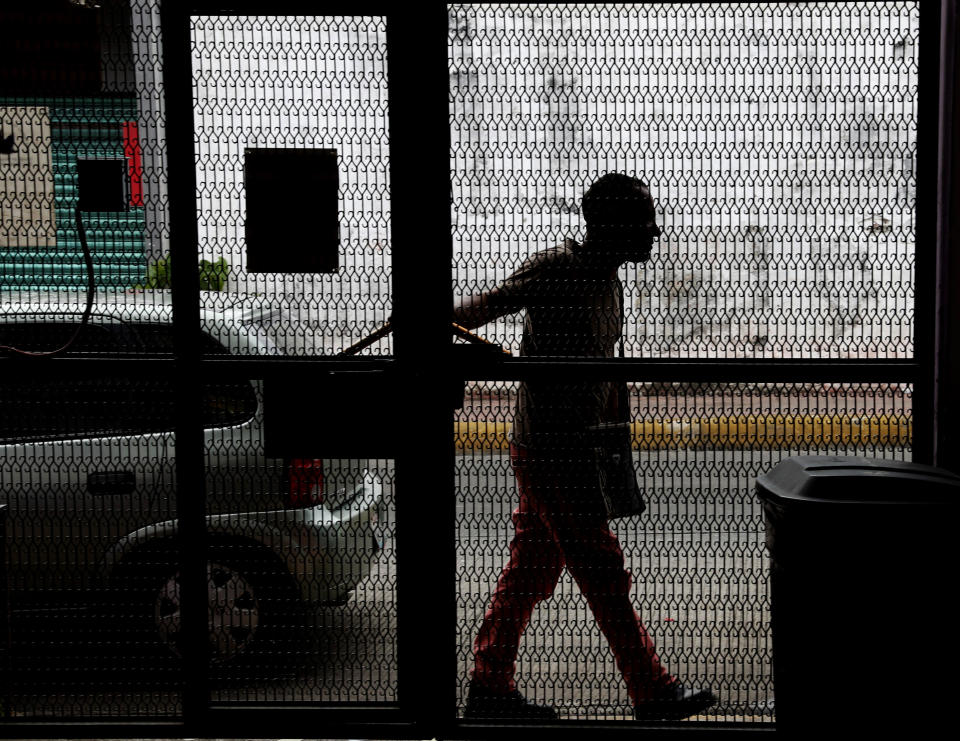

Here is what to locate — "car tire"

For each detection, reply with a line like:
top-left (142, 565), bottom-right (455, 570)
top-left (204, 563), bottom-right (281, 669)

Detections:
top-left (106, 542), bottom-right (304, 679)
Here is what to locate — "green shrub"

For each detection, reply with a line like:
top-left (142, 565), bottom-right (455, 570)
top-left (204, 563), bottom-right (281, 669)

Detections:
top-left (198, 257), bottom-right (230, 290)
top-left (134, 255), bottom-right (230, 291)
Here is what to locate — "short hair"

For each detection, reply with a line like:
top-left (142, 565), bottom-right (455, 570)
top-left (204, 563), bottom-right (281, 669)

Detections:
top-left (581, 173), bottom-right (654, 227)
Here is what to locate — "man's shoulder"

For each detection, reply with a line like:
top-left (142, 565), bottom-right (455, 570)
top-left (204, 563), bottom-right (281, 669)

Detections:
top-left (518, 239), bottom-right (579, 272)
top-left (498, 239), bottom-right (581, 299)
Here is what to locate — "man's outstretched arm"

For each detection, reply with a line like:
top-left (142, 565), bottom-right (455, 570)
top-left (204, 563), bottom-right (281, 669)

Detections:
top-left (453, 287), bottom-right (518, 330)
top-left (455, 251), bottom-right (543, 329)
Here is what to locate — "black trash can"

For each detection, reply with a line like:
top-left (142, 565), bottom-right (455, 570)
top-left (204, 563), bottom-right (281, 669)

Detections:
top-left (756, 456), bottom-right (958, 736)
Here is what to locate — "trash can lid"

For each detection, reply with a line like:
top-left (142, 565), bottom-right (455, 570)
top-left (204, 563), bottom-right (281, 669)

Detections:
top-left (756, 455), bottom-right (960, 505)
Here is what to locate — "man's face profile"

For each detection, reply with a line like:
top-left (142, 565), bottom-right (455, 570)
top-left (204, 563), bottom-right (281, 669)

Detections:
top-left (585, 179), bottom-right (662, 263)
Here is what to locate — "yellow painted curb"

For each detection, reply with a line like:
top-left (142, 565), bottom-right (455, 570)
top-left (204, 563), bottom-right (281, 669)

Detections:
top-left (454, 415), bottom-right (912, 452)
top-left (454, 421), bottom-right (511, 451)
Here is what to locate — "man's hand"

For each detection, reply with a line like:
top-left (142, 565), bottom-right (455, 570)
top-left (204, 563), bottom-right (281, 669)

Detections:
top-left (453, 293), bottom-right (490, 330)
top-left (453, 287), bottom-right (518, 329)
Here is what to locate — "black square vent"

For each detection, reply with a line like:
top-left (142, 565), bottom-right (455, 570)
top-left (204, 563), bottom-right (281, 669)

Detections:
top-left (76, 158), bottom-right (128, 212)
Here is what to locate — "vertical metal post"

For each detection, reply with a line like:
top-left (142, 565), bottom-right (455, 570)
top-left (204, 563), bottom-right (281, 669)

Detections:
top-left (386, 3), bottom-right (456, 735)
top-left (935, 0), bottom-right (960, 472)
top-left (160, 3), bottom-right (210, 722)
top-left (914, 0), bottom-right (945, 465)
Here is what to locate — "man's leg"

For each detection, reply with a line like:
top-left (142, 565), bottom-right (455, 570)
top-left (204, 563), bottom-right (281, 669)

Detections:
top-left (471, 446), bottom-right (565, 693)
top-left (566, 532), bottom-right (673, 703)
top-left (527, 457), bottom-right (673, 704)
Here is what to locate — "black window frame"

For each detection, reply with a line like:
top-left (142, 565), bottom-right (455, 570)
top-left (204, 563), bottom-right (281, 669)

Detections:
top-left (0, 1), bottom-right (953, 738)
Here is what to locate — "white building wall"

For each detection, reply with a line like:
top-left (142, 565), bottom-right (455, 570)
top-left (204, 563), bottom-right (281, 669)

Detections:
top-left (131, 0), bottom-right (169, 264)
top-left (449, 2), bottom-right (918, 359)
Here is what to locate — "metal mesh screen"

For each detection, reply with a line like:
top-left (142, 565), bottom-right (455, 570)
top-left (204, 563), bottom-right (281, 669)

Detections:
top-left (1, 0), bottom-right (180, 719)
top-left (0, 312), bottom-right (397, 715)
top-left (450, 2), bottom-right (918, 359)
top-left (191, 14), bottom-right (392, 357)
top-left (0, 4), bottom-right (398, 719)
top-left (450, 1), bottom-right (918, 726)
top-left (188, 13), bottom-right (398, 704)
top-left (0, 0), bottom-right (927, 730)
top-left (456, 380), bottom-right (912, 721)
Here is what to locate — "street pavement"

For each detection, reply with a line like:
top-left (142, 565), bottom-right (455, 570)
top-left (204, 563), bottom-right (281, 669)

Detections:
top-left (4, 449), bottom-right (802, 723)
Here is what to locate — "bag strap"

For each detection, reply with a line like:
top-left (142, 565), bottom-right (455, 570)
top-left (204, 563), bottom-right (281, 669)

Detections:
top-left (618, 286), bottom-right (628, 422)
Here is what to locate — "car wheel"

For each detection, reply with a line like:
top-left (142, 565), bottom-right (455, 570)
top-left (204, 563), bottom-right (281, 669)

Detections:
top-left (110, 545), bottom-right (302, 674)
top-left (154, 560), bottom-right (261, 664)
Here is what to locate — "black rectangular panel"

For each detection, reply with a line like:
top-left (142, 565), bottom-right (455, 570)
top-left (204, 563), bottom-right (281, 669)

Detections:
top-left (244, 147), bottom-right (339, 273)
top-left (263, 371), bottom-right (397, 459)
top-left (263, 369), bottom-right (464, 459)
top-left (76, 158), bottom-right (128, 212)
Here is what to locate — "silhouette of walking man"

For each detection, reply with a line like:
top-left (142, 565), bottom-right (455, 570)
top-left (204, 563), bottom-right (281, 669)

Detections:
top-left (454, 173), bottom-right (717, 721)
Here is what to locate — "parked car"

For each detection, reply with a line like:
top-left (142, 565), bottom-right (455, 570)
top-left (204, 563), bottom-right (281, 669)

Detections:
top-left (0, 290), bottom-right (385, 667)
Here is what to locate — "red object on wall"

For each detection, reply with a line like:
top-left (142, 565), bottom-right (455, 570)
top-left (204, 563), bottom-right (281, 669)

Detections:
top-left (122, 121), bottom-right (144, 207)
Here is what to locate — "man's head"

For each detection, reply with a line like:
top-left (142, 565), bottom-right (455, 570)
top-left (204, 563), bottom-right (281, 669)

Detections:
top-left (581, 173), bottom-right (661, 263)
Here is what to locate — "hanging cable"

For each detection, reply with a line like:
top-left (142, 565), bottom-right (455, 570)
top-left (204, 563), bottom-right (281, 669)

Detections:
top-left (0, 206), bottom-right (97, 358)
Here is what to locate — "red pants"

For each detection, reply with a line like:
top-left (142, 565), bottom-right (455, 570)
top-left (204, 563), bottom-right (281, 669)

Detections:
top-left (472, 444), bottom-right (672, 704)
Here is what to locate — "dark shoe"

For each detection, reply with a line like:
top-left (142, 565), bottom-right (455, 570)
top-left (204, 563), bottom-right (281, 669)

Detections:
top-left (634, 681), bottom-right (716, 721)
top-left (464, 681), bottom-right (559, 721)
